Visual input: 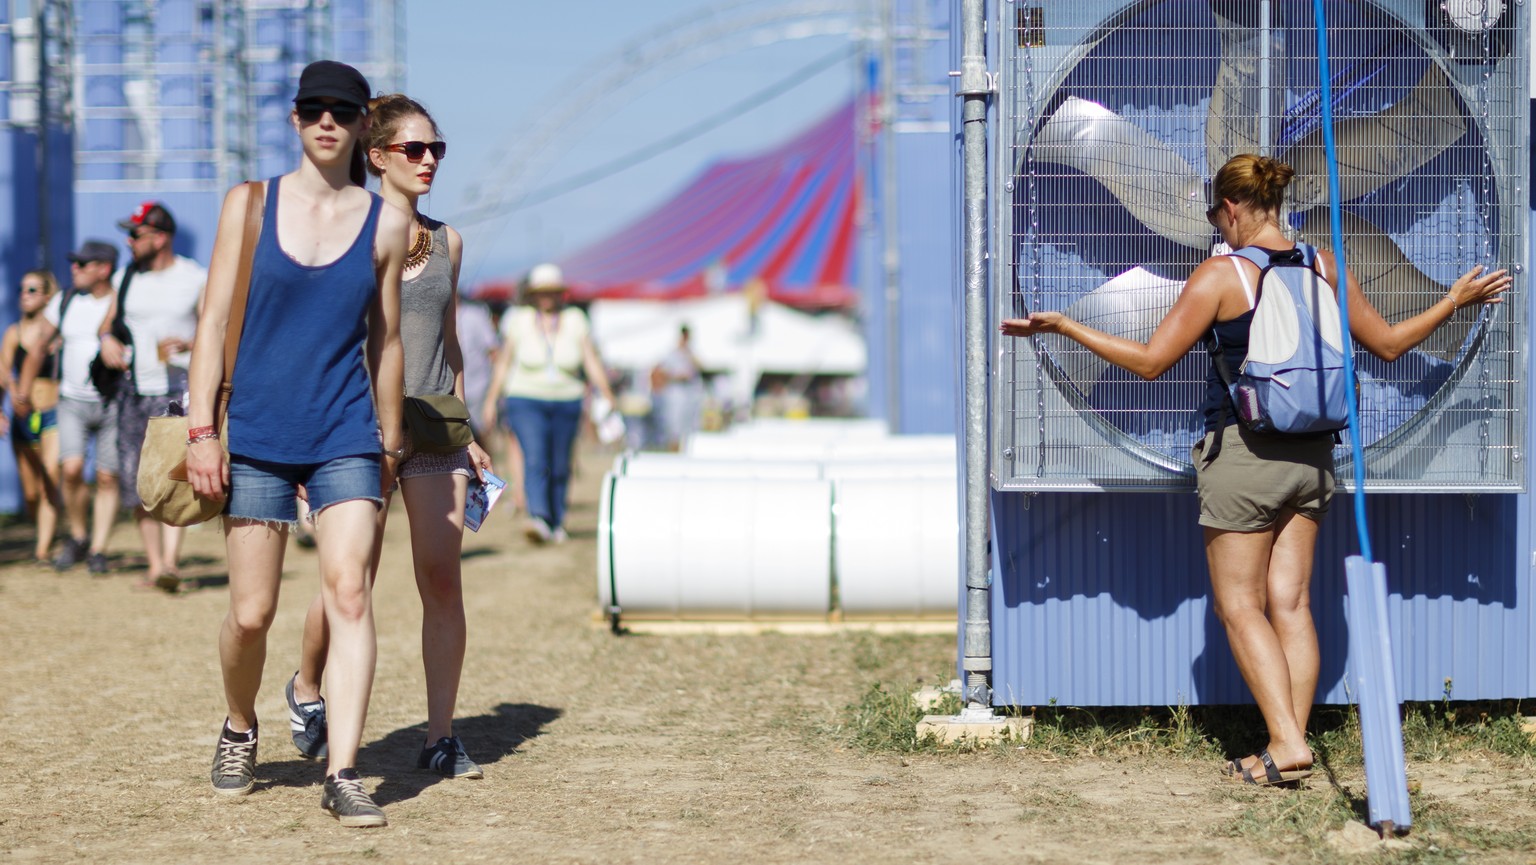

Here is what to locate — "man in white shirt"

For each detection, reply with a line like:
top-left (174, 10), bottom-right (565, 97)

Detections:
top-left (98, 201), bottom-right (207, 590)
top-left (14, 240), bottom-right (121, 573)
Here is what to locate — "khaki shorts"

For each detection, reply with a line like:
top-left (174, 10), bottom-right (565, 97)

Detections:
top-left (1191, 424), bottom-right (1335, 532)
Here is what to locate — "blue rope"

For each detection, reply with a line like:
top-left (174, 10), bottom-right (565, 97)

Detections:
top-left (1313, 0), bottom-right (1373, 563)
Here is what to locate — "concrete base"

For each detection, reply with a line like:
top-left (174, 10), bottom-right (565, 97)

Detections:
top-left (911, 680), bottom-right (963, 711)
top-left (916, 710), bottom-right (1033, 744)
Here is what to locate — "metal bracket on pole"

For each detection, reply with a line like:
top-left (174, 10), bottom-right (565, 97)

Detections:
top-left (949, 65), bottom-right (997, 96)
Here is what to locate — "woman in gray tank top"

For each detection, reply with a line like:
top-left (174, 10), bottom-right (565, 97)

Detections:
top-left (288, 94), bottom-right (493, 782)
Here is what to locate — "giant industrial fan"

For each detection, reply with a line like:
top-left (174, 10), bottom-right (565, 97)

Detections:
top-left (993, 0), bottom-right (1526, 491)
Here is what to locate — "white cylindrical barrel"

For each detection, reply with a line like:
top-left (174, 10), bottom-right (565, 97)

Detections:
top-left (599, 476), bottom-right (832, 617)
top-left (833, 477), bottom-right (958, 617)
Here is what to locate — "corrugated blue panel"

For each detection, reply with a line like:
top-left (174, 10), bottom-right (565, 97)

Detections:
top-left (990, 489), bottom-right (1536, 706)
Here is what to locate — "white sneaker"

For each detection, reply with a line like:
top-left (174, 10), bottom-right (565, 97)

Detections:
top-left (524, 517), bottom-right (551, 544)
top-left (549, 526), bottom-right (568, 544)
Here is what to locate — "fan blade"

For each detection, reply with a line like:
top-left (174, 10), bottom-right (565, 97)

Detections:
top-left (1048, 267), bottom-right (1184, 387)
top-left (1298, 209), bottom-right (1470, 360)
top-left (1206, 2), bottom-right (1283, 170)
top-left (1028, 97), bottom-right (1212, 249)
top-left (1288, 64), bottom-right (1467, 210)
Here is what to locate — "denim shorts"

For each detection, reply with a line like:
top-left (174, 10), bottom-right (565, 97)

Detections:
top-left (11, 407), bottom-right (58, 446)
top-left (226, 454), bottom-right (383, 526)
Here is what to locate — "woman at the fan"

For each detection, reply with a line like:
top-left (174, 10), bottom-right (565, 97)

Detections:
top-left (1000, 153), bottom-right (1509, 785)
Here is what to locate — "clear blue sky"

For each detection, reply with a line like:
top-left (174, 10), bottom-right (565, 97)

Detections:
top-left (404, 0), bottom-right (860, 291)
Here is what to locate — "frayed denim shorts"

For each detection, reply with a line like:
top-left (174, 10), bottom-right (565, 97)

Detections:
top-left (226, 454), bottom-right (383, 527)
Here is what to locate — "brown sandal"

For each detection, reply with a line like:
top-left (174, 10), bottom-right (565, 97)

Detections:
top-left (1232, 750), bottom-right (1312, 786)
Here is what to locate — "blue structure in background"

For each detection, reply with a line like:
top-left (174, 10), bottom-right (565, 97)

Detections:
top-left (73, 0), bottom-right (402, 266)
top-left (0, 4), bottom-right (74, 514)
top-left (867, 0), bottom-right (956, 435)
top-left (0, 1), bottom-right (399, 516)
top-left (968, 0), bottom-right (1536, 707)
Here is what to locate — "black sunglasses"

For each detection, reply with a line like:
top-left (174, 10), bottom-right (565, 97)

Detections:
top-left (20, 285), bottom-right (44, 294)
top-left (384, 140), bottom-right (447, 162)
top-left (295, 100), bottom-right (364, 125)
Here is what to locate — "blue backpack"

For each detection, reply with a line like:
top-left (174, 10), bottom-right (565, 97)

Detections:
top-left (1208, 243), bottom-right (1350, 444)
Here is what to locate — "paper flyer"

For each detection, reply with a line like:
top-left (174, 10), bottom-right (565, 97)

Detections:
top-left (464, 470), bottom-right (507, 533)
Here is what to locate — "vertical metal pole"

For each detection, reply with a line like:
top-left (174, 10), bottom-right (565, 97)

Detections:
top-left (213, 0), bottom-right (229, 192)
top-left (958, 0), bottom-right (991, 707)
top-left (1258, 0), bottom-right (1271, 156)
top-left (35, 2), bottom-right (50, 267)
top-left (880, 0), bottom-right (902, 429)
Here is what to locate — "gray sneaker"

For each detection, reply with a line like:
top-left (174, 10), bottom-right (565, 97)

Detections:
top-left (210, 723), bottom-right (258, 797)
top-left (321, 769), bottom-right (387, 828)
top-left (417, 735), bottom-right (483, 779)
top-left (285, 672), bottom-right (328, 760)
top-left (52, 537), bottom-right (87, 571)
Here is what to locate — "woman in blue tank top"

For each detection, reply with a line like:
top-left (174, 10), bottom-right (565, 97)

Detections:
top-left (183, 60), bottom-right (411, 828)
top-left (287, 93), bottom-right (494, 783)
top-left (1001, 154), bottom-right (1509, 787)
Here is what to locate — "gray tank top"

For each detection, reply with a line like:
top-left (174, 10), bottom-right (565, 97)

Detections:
top-left (401, 218), bottom-right (456, 397)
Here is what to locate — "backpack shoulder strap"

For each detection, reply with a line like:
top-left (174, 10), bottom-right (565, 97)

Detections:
top-left (109, 266), bottom-right (136, 344)
top-left (56, 286), bottom-right (76, 325)
top-left (1298, 242), bottom-right (1330, 282)
top-left (1226, 257), bottom-right (1257, 309)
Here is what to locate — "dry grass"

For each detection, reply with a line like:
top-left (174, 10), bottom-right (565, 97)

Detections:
top-left (2, 449), bottom-right (1535, 864)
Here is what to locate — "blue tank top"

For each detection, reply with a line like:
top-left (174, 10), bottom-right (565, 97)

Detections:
top-left (228, 178), bottom-right (383, 463)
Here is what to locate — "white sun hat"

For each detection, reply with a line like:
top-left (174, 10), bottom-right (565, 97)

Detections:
top-left (526, 263), bottom-right (566, 292)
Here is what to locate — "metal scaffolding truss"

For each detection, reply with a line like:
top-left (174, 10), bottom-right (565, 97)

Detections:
top-left (71, 0), bottom-right (402, 194)
top-left (2, 0), bottom-right (74, 131)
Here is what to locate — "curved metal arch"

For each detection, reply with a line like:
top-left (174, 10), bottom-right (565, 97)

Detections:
top-left (453, 0), bottom-right (866, 227)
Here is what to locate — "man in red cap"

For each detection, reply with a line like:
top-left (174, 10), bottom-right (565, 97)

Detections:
top-left (99, 200), bottom-right (207, 590)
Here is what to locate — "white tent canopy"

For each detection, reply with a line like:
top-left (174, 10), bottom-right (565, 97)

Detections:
top-left (588, 295), bottom-right (866, 378)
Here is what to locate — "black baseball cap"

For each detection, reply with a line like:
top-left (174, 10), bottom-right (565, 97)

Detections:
top-left (117, 201), bottom-right (177, 235)
top-left (293, 60), bottom-right (370, 109)
top-left (68, 239), bottom-right (119, 267)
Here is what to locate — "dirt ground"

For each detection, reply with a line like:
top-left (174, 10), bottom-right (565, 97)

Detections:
top-left (3, 446), bottom-right (1536, 864)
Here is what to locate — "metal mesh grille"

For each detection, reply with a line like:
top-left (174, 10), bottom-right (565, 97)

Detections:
top-left (993, 0), bottom-right (1527, 492)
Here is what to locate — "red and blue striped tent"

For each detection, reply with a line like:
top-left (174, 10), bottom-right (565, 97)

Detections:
top-left (547, 100), bottom-right (861, 310)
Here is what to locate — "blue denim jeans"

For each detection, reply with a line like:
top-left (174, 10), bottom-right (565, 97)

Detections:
top-left (502, 396), bottom-right (583, 529)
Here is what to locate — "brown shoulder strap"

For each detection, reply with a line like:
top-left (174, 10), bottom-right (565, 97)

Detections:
top-left (221, 180), bottom-right (264, 386)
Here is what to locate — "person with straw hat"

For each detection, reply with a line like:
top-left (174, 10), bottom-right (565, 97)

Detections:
top-left (481, 263), bottom-right (615, 544)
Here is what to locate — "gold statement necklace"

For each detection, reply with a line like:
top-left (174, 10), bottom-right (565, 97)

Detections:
top-left (404, 218), bottom-right (433, 270)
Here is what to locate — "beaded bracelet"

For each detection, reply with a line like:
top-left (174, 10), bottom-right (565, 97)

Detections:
top-left (187, 432), bottom-right (220, 446)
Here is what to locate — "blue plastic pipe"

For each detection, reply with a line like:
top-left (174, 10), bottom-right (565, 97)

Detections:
top-left (1313, 0), bottom-right (1411, 833)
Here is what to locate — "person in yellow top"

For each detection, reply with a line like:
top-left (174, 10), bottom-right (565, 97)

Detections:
top-left (481, 263), bottom-right (615, 543)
